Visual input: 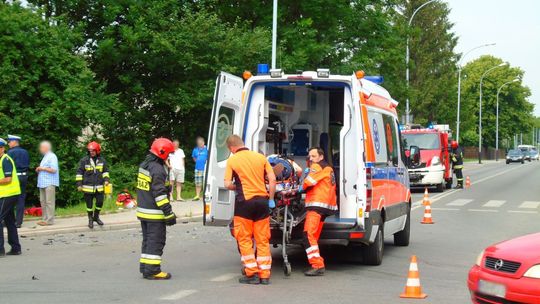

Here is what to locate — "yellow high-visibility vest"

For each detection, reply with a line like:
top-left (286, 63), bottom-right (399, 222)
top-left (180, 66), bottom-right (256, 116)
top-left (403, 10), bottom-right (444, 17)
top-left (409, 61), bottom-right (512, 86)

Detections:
top-left (0, 154), bottom-right (21, 198)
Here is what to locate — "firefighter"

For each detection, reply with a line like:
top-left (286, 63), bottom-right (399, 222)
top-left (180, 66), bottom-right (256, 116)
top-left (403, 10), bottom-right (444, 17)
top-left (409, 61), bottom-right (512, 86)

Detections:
top-left (76, 141), bottom-right (110, 229)
top-left (300, 147), bottom-right (337, 276)
top-left (136, 138), bottom-right (177, 280)
top-left (224, 135), bottom-right (276, 285)
top-left (451, 140), bottom-right (464, 189)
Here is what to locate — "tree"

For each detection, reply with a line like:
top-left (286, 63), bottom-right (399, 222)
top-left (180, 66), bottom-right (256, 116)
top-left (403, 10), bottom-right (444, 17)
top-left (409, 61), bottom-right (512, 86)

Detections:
top-left (0, 2), bottom-right (116, 205)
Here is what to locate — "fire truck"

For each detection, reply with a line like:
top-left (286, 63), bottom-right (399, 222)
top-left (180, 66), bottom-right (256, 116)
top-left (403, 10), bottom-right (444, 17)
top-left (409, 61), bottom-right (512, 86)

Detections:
top-left (401, 125), bottom-right (453, 191)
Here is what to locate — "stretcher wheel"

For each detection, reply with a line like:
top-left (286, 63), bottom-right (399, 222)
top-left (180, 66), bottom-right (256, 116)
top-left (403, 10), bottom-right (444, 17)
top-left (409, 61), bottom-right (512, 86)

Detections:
top-left (283, 263), bottom-right (292, 276)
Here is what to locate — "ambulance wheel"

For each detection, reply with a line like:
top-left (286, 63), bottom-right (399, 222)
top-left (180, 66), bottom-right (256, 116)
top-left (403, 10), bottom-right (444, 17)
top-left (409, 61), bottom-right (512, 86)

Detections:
top-left (283, 263), bottom-right (291, 276)
top-left (363, 224), bottom-right (384, 265)
top-left (394, 206), bottom-right (410, 247)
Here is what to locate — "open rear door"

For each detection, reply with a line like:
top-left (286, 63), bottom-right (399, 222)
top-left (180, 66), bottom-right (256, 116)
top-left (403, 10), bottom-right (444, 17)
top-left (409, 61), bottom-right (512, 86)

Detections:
top-left (203, 72), bottom-right (244, 226)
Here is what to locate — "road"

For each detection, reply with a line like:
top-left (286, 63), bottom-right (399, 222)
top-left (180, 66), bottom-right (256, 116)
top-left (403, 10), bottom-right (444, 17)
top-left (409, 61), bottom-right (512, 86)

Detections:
top-left (1, 161), bottom-right (539, 304)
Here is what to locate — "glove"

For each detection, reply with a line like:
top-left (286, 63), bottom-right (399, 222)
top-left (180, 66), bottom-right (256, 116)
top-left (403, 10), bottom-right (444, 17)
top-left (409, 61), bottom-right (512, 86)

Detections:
top-left (268, 199), bottom-right (276, 209)
top-left (297, 185), bottom-right (303, 194)
top-left (165, 213), bottom-right (177, 226)
top-left (303, 168), bottom-right (311, 175)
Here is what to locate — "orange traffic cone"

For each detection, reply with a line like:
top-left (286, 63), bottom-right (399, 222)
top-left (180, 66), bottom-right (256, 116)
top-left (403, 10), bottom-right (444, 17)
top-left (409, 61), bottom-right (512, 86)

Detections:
top-left (421, 202), bottom-right (434, 224)
top-left (422, 188), bottom-right (430, 206)
top-left (400, 255), bottom-right (427, 299)
top-left (465, 176), bottom-right (471, 189)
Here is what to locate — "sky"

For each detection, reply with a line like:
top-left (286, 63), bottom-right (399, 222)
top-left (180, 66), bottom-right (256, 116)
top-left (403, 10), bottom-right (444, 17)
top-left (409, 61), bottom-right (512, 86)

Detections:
top-left (447, 0), bottom-right (540, 116)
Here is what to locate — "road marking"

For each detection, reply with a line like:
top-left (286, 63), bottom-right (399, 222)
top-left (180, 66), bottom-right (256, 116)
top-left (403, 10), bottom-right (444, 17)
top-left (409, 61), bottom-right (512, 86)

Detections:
top-left (468, 209), bottom-right (498, 213)
top-left (160, 290), bottom-right (198, 301)
top-left (519, 201), bottom-right (540, 209)
top-left (447, 199), bottom-right (473, 206)
top-left (482, 200), bottom-right (506, 208)
top-left (508, 210), bottom-right (538, 214)
top-left (210, 273), bottom-right (237, 282)
top-left (431, 207), bottom-right (460, 211)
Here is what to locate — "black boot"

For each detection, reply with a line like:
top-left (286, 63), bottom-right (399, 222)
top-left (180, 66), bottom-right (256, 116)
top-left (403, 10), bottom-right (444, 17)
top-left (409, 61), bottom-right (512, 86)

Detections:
top-left (87, 212), bottom-right (94, 229)
top-left (94, 210), bottom-right (104, 226)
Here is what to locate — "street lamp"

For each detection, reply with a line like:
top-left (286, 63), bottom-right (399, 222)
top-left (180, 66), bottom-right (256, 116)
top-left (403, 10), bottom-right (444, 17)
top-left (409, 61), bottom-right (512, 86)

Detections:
top-left (405, 0), bottom-right (438, 125)
top-left (495, 78), bottom-right (519, 161)
top-left (456, 43), bottom-right (496, 142)
top-left (271, 0), bottom-right (278, 69)
top-left (478, 62), bottom-right (507, 163)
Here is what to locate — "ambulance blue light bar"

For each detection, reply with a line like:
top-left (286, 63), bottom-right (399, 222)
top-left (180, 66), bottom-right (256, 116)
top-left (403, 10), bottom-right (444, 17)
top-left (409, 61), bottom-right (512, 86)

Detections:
top-left (257, 64), bottom-right (269, 75)
top-left (364, 76), bottom-right (384, 84)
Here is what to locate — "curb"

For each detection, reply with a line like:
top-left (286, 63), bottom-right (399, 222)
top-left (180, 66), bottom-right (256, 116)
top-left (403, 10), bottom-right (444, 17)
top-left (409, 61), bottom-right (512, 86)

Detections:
top-left (17, 215), bottom-right (203, 238)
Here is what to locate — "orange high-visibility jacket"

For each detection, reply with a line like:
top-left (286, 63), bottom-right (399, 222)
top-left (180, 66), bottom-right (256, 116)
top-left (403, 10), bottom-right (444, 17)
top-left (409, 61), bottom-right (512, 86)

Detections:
top-left (303, 161), bottom-right (337, 213)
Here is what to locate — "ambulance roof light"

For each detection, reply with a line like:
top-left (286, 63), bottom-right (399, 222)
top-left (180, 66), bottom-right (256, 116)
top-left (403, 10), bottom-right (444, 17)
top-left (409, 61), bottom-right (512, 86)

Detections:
top-left (257, 64), bottom-right (269, 75)
top-left (364, 76), bottom-right (384, 84)
top-left (243, 70), bottom-right (253, 80)
top-left (317, 68), bottom-right (330, 78)
top-left (270, 69), bottom-right (283, 78)
top-left (355, 70), bottom-right (365, 79)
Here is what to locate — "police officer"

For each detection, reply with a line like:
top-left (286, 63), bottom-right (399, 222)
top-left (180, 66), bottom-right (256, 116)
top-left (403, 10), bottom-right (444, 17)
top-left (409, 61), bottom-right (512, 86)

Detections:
top-left (76, 142), bottom-right (110, 229)
top-left (300, 147), bottom-right (337, 276)
top-left (136, 138), bottom-right (177, 280)
top-left (451, 140), bottom-right (464, 189)
top-left (7, 135), bottom-right (29, 228)
top-left (0, 138), bottom-right (22, 256)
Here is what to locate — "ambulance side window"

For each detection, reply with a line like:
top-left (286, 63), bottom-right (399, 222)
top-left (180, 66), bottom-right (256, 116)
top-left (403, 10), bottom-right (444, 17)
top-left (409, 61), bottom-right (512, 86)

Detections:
top-left (367, 111), bottom-right (388, 164)
top-left (216, 107), bottom-right (235, 162)
top-left (382, 115), bottom-right (399, 166)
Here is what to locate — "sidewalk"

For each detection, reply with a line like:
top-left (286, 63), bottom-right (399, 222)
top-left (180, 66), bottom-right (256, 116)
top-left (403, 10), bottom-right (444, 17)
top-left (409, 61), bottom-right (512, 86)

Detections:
top-left (10, 201), bottom-right (203, 237)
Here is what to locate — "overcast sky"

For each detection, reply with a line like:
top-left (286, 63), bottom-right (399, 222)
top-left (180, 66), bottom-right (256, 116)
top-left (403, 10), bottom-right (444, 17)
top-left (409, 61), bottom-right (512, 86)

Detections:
top-left (447, 0), bottom-right (540, 115)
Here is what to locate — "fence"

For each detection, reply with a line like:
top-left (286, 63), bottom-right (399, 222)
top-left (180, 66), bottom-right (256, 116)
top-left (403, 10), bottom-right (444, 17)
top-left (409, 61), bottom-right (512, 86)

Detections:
top-left (463, 146), bottom-right (506, 160)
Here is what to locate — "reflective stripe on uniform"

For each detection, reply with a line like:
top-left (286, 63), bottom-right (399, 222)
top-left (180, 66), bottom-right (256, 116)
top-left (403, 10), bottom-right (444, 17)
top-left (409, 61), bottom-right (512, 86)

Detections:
top-left (306, 175), bottom-right (317, 185)
top-left (136, 207), bottom-right (165, 220)
top-left (305, 202), bottom-right (338, 210)
top-left (155, 195), bottom-right (170, 207)
top-left (241, 255), bottom-right (255, 261)
top-left (137, 208), bottom-right (164, 214)
top-left (256, 256), bottom-right (272, 262)
top-left (140, 258), bottom-right (161, 265)
top-left (307, 252), bottom-right (321, 259)
top-left (244, 262), bottom-right (258, 268)
top-left (306, 245), bottom-right (319, 254)
top-left (75, 174), bottom-right (83, 181)
top-left (141, 254), bottom-right (161, 260)
top-left (82, 185), bottom-right (95, 193)
top-left (102, 172), bottom-right (110, 178)
top-left (454, 165), bottom-right (463, 169)
top-left (259, 264), bottom-right (272, 270)
top-left (86, 208), bottom-right (93, 212)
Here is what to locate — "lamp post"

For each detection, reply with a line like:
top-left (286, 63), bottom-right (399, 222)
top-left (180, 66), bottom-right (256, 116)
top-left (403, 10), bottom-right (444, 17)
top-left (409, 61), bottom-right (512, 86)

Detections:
top-left (271, 0), bottom-right (278, 69)
top-left (495, 78), bottom-right (519, 161)
top-left (456, 43), bottom-right (496, 142)
top-left (479, 63), bottom-right (507, 163)
top-left (405, 0), bottom-right (437, 125)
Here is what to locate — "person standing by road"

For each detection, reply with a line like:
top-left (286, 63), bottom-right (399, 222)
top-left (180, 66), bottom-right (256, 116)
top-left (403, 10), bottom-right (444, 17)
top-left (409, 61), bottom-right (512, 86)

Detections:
top-left (0, 138), bottom-right (22, 256)
top-left (191, 136), bottom-right (208, 201)
top-left (168, 140), bottom-right (185, 202)
top-left (7, 135), bottom-right (29, 228)
top-left (451, 140), bottom-right (464, 189)
top-left (76, 141), bottom-right (110, 229)
top-left (36, 141), bottom-right (59, 226)
top-left (300, 147), bottom-right (337, 276)
top-left (224, 135), bottom-right (276, 285)
top-left (136, 138), bottom-right (177, 280)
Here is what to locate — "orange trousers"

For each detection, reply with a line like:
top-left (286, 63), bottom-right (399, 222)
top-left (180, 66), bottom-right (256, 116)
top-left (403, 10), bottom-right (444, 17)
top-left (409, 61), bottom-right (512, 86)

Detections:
top-left (233, 216), bottom-right (272, 279)
top-left (303, 211), bottom-right (325, 269)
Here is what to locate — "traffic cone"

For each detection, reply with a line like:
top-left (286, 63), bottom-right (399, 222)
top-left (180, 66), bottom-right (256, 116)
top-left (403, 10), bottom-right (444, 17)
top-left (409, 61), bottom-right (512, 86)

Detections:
top-left (422, 188), bottom-right (430, 206)
top-left (400, 255), bottom-right (427, 299)
top-left (465, 176), bottom-right (471, 189)
top-left (421, 202), bottom-right (434, 224)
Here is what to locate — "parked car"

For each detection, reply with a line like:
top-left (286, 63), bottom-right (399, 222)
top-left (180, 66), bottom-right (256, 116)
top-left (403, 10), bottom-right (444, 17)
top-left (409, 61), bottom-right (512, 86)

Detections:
top-left (529, 149), bottom-right (539, 161)
top-left (468, 232), bottom-right (540, 303)
top-left (506, 149), bottom-right (525, 164)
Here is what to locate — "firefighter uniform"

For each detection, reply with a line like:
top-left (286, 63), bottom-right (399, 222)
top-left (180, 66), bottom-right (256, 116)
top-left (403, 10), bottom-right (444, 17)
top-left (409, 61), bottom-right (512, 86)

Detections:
top-left (451, 143), bottom-right (464, 189)
top-left (0, 140), bottom-right (22, 255)
top-left (302, 160), bottom-right (337, 272)
top-left (76, 154), bottom-right (110, 227)
top-left (225, 147), bottom-right (274, 281)
top-left (136, 147), bottom-right (176, 279)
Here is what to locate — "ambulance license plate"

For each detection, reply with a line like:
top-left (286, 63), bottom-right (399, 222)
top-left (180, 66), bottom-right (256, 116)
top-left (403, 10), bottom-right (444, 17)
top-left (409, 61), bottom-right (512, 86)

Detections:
top-left (478, 280), bottom-right (506, 298)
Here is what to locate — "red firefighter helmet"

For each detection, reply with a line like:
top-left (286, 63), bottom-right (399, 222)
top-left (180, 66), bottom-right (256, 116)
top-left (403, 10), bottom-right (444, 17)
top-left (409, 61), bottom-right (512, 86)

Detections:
top-left (150, 138), bottom-right (175, 160)
top-left (87, 141), bottom-right (101, 154)
top-left (451, 140), bottom-right (459, 149)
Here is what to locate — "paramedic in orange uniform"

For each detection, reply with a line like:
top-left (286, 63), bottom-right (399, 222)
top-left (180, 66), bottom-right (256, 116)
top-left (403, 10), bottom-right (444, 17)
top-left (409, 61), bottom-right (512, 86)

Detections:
top-left (301, 147), bottom-right (337, 276)
top-left (224, 135), bottom-right (276, 285)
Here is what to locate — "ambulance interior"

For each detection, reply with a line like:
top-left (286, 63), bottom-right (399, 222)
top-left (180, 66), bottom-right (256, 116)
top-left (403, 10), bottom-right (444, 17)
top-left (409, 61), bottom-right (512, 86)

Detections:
top-left (245, 83), bottom-right (359, 221)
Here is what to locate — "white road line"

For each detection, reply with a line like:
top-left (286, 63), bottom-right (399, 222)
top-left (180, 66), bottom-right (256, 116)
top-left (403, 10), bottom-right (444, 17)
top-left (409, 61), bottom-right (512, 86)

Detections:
top-left (160, 290), bottom-right (198, 301)
top-left (210, 273), bottom-right (237, 282)
top-left (508, 210), bottom-right (538, 214)
top-left (468, 209), bottom-right (498, 213)
top-left (482, 200), bottom-right (506, 208)
top-left (431, 208), bottom-right (460, 211)
top-left (447, 199), bottom-right (473, 206)
top-left (519, 201), bottom-right (540, 209)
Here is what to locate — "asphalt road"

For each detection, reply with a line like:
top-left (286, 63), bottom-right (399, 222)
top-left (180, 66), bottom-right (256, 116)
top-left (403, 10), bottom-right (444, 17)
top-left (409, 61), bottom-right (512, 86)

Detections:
top-left (1, 160), bottom-right (539, 304)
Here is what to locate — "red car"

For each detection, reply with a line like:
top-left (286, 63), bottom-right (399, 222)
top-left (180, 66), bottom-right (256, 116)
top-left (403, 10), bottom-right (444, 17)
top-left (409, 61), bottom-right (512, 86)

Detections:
top-left (468, 232), bottom-right (540, 303)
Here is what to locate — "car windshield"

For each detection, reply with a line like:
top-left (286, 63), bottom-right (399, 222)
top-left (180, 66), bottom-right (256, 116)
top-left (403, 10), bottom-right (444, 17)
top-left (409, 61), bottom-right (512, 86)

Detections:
top-left (508, 150), bottom-right (522, 156)
top-left (402, 133), bottom-right (440, 150)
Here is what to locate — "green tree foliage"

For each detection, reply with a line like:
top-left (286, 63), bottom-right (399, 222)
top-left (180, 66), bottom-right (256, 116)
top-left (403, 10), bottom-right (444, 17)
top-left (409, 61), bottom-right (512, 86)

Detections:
top-left (0, 2), bottom-right (116, 205)
top-left (460, 55), bottom-right (533, 148)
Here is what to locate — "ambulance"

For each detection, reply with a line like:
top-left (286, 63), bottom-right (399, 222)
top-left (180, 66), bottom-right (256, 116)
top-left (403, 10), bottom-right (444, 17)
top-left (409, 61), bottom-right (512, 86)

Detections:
top-left (203, 67), bottom-right (411, 265)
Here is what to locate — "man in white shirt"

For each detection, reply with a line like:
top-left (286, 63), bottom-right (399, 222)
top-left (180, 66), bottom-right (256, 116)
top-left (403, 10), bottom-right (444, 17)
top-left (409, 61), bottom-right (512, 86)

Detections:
top-left (168, 140), bottom-right (185, 201)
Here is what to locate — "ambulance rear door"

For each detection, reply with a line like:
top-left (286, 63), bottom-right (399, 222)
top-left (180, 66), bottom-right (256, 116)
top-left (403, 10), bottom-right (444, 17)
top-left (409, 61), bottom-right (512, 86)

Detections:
top-left (203, 72), bottom-right (244, 226)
